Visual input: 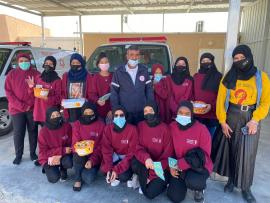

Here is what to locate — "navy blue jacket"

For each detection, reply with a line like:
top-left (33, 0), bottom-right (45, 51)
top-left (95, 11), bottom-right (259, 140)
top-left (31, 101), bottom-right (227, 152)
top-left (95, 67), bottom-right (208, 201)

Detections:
top-left (110, 64), bottom-right (154, 113)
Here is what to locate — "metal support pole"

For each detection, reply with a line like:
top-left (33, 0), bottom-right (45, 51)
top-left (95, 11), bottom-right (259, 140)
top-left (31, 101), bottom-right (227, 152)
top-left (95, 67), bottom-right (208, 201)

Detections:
top-left (79, 15), bottom-right (83, 55)
top-left (41, 16), bottom-right (45, 47)
top-left (162, 12), bottom-right (165, 32)
top-left (224, 0), bottom-right (241, 73)
top-left (121, 14), bottom-right (124, 33)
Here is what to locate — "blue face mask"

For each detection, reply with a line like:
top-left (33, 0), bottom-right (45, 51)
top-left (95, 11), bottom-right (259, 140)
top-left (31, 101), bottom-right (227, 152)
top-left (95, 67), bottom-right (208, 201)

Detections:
top-left (113, 117), bottom-right (126, 129)
top-left (154, 74), bottom-right (163, 82)
top-left (19, 62), bottom-right (30, 71)
top-left (128, 59), bottom-right (139, 67)
top-left (176, 115), bottom-right (191, 126)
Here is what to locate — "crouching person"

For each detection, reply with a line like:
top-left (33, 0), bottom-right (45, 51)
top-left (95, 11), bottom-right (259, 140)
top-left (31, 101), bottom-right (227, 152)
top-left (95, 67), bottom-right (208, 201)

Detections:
top-left (167, 101), bottom-right (212, 203)
top-left (38, 107), bottom-right (73, 183)
top-left (72, 102), bottom-right (105, 191)
top-left (132, 103), bottom-right (174, 199)
top-left (101, 106), bottom-right (138, 187)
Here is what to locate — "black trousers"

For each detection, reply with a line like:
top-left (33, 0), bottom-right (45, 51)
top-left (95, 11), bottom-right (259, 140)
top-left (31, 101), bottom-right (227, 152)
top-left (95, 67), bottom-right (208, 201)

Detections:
top-left (11, 111), bottom-right (38, 158)
top-left (131, 158), bottom-right (168, 199)
top-left (43, 154), bottom-right (73, 183)
top-left (167, 169), bottom-right (209, 203)
top-left (73, 153), bottom-right (99, 183)
top-left (126, 111), bottom-right (144, 125)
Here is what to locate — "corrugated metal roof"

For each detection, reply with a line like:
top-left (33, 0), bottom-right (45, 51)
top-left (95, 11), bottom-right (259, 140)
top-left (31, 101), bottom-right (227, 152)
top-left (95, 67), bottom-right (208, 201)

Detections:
top-left (0, 0), bottom-right (257, 16)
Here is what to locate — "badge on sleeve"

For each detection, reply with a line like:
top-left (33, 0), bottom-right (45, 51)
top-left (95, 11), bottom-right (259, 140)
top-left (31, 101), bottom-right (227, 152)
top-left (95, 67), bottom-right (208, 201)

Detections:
top-left (139, 75), bottom-right (145, 82)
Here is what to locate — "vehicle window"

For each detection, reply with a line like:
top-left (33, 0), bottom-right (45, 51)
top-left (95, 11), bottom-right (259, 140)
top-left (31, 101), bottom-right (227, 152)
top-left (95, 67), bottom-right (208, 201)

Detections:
top-left (0, 49), bottom-right (11, 76)
top-left (6, 50), bottom-right (36, 75)
top-left (137, 45), bottom-right (170, 75)
top-left (86, 46), bottom-right (125, 73)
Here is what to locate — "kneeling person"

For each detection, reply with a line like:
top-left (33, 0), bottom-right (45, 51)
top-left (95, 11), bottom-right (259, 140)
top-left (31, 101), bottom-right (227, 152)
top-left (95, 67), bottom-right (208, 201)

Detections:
top-left (38, 107), bottom-right (73, 183)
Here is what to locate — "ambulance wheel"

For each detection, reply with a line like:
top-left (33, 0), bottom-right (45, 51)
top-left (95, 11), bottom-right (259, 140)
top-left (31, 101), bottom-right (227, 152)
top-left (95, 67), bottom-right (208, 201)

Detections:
top-left (0, 100), bottom-right (13, 136)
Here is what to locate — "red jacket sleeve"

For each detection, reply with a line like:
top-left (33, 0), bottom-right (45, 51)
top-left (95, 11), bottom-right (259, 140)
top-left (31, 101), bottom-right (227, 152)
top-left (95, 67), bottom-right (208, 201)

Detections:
top-left (72, 121), bottom-right (81, 153)
top-left (88, 75), bottom-right (99, 103)
top-left (48, 79), bottom-right (62, 107)
top-left (89, 123), bottom-right (105, 166)
top-left (154, 78), bottom-right (168, 100)
top-left (62, 123), bottom-right (72, 155)
top-left (113, 127), bottom-right (138, 175)
top-left (38, 128), bottom-right (49, 166)
top-left (101, 126), bottom-right (114, 173)
top-left (135, 124), bottom-right (151, 164)
top-left (5, 72), bottom-right (27, 111)
top-left (85, 74), bottom-right (93, 102)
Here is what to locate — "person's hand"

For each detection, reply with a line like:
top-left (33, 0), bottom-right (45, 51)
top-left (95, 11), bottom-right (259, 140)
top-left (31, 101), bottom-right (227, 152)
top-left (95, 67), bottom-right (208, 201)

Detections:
top-left (65, 147), bottom-right (72, 154)
top-left (107, 111), bottom-right (113, 120)
top-left (221, 123), bottom-right (233, 138)
top-left (170, 168), bottom-right (180, 178)
top-left (52, 155), bottom-right (61, 165)
top-left (106, 171), bottom-right (111, 183)
top-left (246, 120), bottom-right (258, 135)
top-left (97, 99), bottom-right (105, 106)
top-left (26, 106), bottom-right (31, 112)
top-left (145, 158), bottom-right (154, 170)
top-left (85, 160), bottom-right (92, 169)
top-left (110, 171), bottom-right (118, 182)
top-left (25, 76), bottom-right (35, 88)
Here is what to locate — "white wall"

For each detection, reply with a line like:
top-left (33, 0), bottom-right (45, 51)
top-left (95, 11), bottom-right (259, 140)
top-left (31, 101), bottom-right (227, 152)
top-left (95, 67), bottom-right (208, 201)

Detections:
top-left (240, 0), bottom-right (270, 74)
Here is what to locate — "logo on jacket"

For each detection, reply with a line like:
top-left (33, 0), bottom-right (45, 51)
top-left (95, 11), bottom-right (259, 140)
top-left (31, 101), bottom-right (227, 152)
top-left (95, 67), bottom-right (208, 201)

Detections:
top-left (186, 139), bottom-right (197, 145)
top-left (90, 132), bottom-right (99, 137)
top-left (62, 135), bottom-right (68, 140)
top-left (152, 138), bottom-right (162, 143)
top-left (121, 139), bottom-right (129, 144)
top-left (139, 75), bottom-right (145, 82)
top-left (182, 82), bottom-right (189, 87)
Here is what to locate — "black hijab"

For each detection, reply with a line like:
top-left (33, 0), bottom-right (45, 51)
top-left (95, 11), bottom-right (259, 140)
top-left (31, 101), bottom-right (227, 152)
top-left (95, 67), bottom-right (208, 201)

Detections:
top-left (79, 102), bottom-right (98, 125)
top-left (177, 100), bottom-right (196, 131)
top-left (199, 53), bottom-right (222, 92)
top-left (222, 45), bottom-right (257, 90)
top-left (45, 106), bottom-right (63, 130)
top-left (112, 105), bottom-right (127, 133)
top-left (41, 56), bottom-right (60, 83)
top-left (144, 102), bottom-right (161, 127)
top-left (171, 57), bottom-right (193, 85)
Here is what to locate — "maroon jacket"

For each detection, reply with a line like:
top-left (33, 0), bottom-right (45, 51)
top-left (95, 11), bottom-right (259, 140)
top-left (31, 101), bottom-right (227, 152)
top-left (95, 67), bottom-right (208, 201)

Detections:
top-left (72, 120), bottom-right (105, 166)
top-left (31, 75), bottom-right (62, 122)
top-left (101, 124), bottom-right (138, 175)
top-left (170, 121), bottom-right (213, 174)
top-left (61, 72), bottom-right (92, 120)
top-left (193, 73), bottom-right (218, 119)
top-left (5, 67), bottom-right (40, 115)
top-left (38, 123), bottom-right (72, 166)
top-left (155, 76), bottom-right (193, 120)
top-left (136, 121), bottom-right (174, 181)
top-left (89, 73), bottom-right (112, 119)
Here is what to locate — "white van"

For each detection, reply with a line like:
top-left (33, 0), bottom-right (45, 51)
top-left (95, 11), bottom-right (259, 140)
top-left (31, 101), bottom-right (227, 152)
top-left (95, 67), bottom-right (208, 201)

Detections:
top-left (0, 42), bottom-right (74, 136)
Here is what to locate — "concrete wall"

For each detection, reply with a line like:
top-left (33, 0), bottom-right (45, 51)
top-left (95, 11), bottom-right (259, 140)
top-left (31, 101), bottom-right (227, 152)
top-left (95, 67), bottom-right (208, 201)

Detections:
top-left (0, 15), bottom-right (50, 42)
top-left (83, 33), bottom-right (226, 74)
top-left (240, 0), bottom-right (270, 74)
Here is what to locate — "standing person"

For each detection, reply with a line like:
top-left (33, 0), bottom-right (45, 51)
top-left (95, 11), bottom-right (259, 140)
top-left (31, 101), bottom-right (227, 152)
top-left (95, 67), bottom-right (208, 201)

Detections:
top-left (72, 102), bottom-right (104, 191)
top-left (61, 53), bottom-right (92, 123)
top-left (89, 52), bottom-right (113, 122)
top-left (101, 106), bottom-right (138, 186)
top-left (26, 56), bottom-right (61, 125)
top-left (110, 45), bottom-right (154, 125)
top-left (167, 101), bottom-right (212, 203)
top-left (5, 53), bottom-right (40, 165)
top-left (38, 107), bottom-right (73, 183)
top-left (214, 45), bottom-right (270, 203)
top-left (152, 64), bottom-right (171, 124)
top-left (193, 53), bottom-right (222, 138)
top-left (155, 57), bottom-right (193, 120)
top-left (132, 103), bottom-right (173, 199)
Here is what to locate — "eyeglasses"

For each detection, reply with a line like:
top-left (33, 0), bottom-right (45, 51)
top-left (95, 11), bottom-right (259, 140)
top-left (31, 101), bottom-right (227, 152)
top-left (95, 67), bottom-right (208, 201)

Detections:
top-left (114, 114), bottom-right (125, 118)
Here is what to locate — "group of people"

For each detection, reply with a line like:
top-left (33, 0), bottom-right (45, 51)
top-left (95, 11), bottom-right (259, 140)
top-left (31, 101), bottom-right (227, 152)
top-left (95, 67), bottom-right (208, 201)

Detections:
top-left (4, 44), bottom-right (270, 203)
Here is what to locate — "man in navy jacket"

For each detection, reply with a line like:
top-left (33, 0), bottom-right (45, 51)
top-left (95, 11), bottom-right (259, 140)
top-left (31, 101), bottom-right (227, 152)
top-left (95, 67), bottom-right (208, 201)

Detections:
top-left (110, 45), bottom-right (154, 125)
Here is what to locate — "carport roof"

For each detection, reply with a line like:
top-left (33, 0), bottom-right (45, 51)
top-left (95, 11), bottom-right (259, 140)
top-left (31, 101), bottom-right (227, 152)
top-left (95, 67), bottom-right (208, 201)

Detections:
top-left (0, 0), bottom-right (256, 16)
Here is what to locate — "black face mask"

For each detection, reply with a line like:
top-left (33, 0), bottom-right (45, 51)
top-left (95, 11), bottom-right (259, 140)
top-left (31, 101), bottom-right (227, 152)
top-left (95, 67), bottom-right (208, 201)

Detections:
top-left (144, 113), bottom-right (160, 127)
top-left (80, 114), bottom-right (96, 125)
top-left (49, 117), bottom-right (63, 129)
top-left (70, 65), bottom-right (81, 71)
top-left (234, 58), bottom-right (252, 72)
top-left (175, 66), bottom-right (187, 73)
top-left (43, 64), bottom-right (54, 73)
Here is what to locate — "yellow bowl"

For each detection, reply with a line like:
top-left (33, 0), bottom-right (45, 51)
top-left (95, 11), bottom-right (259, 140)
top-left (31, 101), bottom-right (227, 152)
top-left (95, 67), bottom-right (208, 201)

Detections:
top-left (74, 140), bottom-right (95, 156)
top-left (34, 87), bottom-right (49, 99)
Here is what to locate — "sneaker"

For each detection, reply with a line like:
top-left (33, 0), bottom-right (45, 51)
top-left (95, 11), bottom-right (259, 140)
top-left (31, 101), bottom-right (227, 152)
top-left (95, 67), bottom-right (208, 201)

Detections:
top-left (60, 169), bottom-right (68, 182)
top-left (111, 179), bottom-right (120, 187)
top-left (138, 187), bottom-right (143, 195)
top-left (127, 174), bottom-right (140, 189)
top-left (242, 189), bottom-right (256, 203)
top-left (194, 190), bottom-right (204, 202)
top-left (13, 157), bottom-right (22, 165)
top-left (34, 160), bottom-right (41, 166)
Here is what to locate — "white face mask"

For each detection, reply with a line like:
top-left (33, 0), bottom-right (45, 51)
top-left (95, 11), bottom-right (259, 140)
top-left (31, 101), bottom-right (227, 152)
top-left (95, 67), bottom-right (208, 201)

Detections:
top-left (128, 59), bottom-right (139, 67)
top-left (98, 63), bottom-right (110, 71)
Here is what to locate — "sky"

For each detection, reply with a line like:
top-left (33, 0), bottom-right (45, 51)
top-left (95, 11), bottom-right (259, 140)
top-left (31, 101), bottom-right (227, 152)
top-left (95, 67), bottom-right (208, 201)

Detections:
top-left (0, 5), bottom-right (229, 37)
